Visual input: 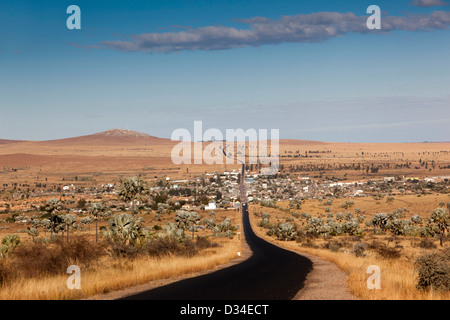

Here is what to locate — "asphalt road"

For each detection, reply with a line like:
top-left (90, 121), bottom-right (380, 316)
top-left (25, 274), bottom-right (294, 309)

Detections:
top-left (120, 208), bottom-right (313, 300)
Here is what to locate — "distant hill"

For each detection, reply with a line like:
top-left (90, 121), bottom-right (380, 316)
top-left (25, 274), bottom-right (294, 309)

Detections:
top-left (37, 129), bottom-right (171, 146)
top-left (0, 129), bottom-right (174, 158)
top-left (0, 139), bottom-right (25, 145)
top-left (0, 129), bottom-right (448, 179)
top-left (94, 129), bottom-right (153, 138)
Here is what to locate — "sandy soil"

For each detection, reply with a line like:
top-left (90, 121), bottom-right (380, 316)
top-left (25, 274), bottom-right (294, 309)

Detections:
top-left (293, 252), bottom-right (356, 300)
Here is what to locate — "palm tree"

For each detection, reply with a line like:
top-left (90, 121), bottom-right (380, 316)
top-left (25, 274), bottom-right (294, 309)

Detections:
top-left (175, 211), bottom-right (201, 239)
top-left (430, 208), bottom-right (450, 246)
top-left (88, 202), bottom-right (111, 243)
top-left (61, 214), bottom-right (77, 242)
top-left (117, 177), bottom-right (150, 214)
top-left (43, 198), bottom-right (63, 239)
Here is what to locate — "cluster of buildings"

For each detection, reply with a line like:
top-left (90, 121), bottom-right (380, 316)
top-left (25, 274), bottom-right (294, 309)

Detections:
top-left (150, 171), bottom-right (450, 211)
top-left (29, 171), bottom-right (448, 214)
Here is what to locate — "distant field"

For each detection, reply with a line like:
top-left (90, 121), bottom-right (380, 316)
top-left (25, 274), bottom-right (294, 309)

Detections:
top-left (0, 130), bottom-right (448, 300)
top-left (0, 131), bottom-right (448, 189)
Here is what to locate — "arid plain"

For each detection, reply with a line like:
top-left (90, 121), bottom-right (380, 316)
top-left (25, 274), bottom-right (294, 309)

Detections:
top-left (0, 129), bottom-right (448, 300)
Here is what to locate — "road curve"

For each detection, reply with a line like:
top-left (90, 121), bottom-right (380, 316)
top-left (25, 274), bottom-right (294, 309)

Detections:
top-left (119, 208), bottom-right (313, 300)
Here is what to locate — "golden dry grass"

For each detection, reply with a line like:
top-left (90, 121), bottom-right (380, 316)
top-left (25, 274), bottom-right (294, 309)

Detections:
top-left (0, 208), bottom-right (244, 300)
top-left (249, 200), bottom-right (450, 300)
top-left (0, 238), bottom-right (242, 300)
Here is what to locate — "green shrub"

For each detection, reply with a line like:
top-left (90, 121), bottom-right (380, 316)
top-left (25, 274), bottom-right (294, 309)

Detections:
top-left (270, 223), bottom-right (297, 241)
top-left (213, 218), bottom-right (238, 238)
top-left (411, 215), bottom-right (423, 225)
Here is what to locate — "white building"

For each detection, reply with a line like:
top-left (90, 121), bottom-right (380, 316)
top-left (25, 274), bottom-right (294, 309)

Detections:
top-left (205, 202), bottom-right (216, 210)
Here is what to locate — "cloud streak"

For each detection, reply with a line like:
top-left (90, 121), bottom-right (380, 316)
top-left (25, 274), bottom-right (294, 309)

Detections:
top-left (97, 10), bottom-right (450, 53)
top-left (412, 0), bottom-right (448, 7)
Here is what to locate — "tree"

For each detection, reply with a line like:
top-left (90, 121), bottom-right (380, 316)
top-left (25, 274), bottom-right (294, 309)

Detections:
top-left (175, 211), bottom-right (201, 239)
top-left (117, 177), bottom-right (150, 214)
top-left (88, 202), bottom-right (111, 242)
top-left (43, 198), bottom-right (63, 239)
top-left (61, 214), bottom-right (77, 241)
top-left (203, 218), bottom-right (216, 230)
top-left (76, 198), bottom-right (87, 209)
top-left (429, 208), bottom-right (450, 247)
top-left (0, 234), bottom-right (21, 258)
top-left (371, 213), bottom-right (389, 234)
top-left (80, 217), bottom-right (93, 231)
top-left (26, 227), bottom-right (39, 242)
top-left (103, 213), bottom-right (144, 246)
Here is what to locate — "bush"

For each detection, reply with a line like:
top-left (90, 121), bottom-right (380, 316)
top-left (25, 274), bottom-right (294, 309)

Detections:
top-left (10, 237), bottom-right (104, 278)
top-left (301, 239), bottom-right (318, 248)
top-left (301, 212), bottom-right (311, 220)
top-left (144, 236), bottom-right (217, 258)
top-left (411, 215), bottom-right (423, 225)
top-left (270, 223), bottom-right (297, 241)
top-left (58, 237), bottom-right (105, 266)
top-left (376, 244), bottom-right (402, 259)
top-left (340, 201), bottom-right (354, 209)
top-left (389, 219), bottom-right (408, 236)
top-left (258, 217), bottom-right (274, 229)
top-left (291, 211), bottom-right (301, 218)
top-left (416, 238), bottom-right (437, 249)
top-left (162, 222), bottom-right (186, 241)
top-left (415, 248), bottom-right (450, 291)
top-left (213, 218), bottom-right (238, 238)
top-left (343, 219), bottom-right (363, 236)
top-left (371, 213), bottom-right (389, 234)
top-left (194, 236), bottom-right (218, 250)
top-left (353, 242), bottom-right (367, 257)
top-left (109, 242), bottom-right (143, 258)
top-left (144, 236), bottom-right (193, 257)
top-left (322, 240), bottom-right (345, 252)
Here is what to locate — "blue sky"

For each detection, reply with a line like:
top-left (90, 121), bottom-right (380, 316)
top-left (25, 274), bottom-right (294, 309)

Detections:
top-left (0, 0), bottom-right (449, 142)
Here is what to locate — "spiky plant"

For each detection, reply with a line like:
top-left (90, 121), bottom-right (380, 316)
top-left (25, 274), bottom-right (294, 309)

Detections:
top-left (26, 227), bottom-right (39, 242)
top-left (103, 213), bottom-right (144, 246)
top-left (117, 177), bottom-right (150, 214)
top-left (429, 208), bottom-right (450, 246)
top-left (0, 234), bottom-right (21, 258)
top-left (161, 222), bottom-right (185, 242)
top-left (272, 223), bottom-right (297, 241)
top-left (175, 211), bottom-right (201, 239)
